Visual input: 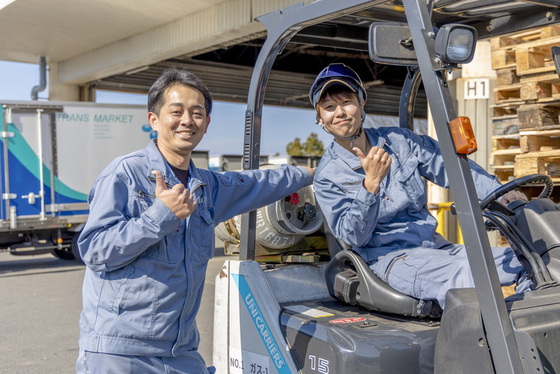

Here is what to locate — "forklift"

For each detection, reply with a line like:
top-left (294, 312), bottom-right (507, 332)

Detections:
top-left (213, 0), bottom-right (560, 372)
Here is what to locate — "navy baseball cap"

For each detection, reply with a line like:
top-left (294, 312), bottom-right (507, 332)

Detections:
top-left (309, 63), bottom-right (367, 108)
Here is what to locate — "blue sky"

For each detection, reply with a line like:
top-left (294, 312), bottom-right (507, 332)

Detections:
top-left (0, 60), bottom-right (332, 156)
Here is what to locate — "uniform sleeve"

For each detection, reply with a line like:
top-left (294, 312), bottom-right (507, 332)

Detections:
top-left (209, 165), bottom-right (313, 224)
top-left (314, 174), bottom-right (381, 248)
top-left (409, 131), bottom-right (502, 200)
top-left (78, 172), bottom-right (180, 272)
top-left (468, 160), bottom-right (503, 200)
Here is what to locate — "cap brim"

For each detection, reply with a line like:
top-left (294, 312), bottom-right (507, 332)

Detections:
top-left (314, 79), bottom-right (357, 106)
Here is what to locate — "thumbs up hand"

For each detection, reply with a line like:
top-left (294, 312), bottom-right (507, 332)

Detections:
top-left (152, 170), bottom-right (197, 220)
top-left (353, 145), bottom-right (391, 194)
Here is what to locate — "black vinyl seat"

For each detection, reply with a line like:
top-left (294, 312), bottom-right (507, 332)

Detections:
top-left (323, 222), bottom-right (441, 318)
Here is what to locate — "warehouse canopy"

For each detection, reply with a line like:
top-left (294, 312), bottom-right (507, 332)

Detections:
top-left (0, 0), bottom-right (558, 116)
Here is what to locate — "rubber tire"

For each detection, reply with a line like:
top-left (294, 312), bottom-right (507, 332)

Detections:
top-left (71, 232), bottom-right (84, 264)
top-left (52, 245), bottom-right (75, 260)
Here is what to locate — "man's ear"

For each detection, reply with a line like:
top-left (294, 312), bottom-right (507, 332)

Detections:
top-left (315, 109), bottom-right (322, 125)
top-left (148, 112), bottom-right (158, 131)
top-left (205, 116), bottom-right (211, 133)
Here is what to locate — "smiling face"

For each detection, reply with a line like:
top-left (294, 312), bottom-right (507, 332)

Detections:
top-left (148, 83), bottom-right (210, 168)
top-left (317, 90), bottom-right (362, 140)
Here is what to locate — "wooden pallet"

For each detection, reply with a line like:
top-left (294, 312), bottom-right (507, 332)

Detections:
top-left (514, 150), bottom-right (560, 181)
top-left (492, 148), bottom-right (522, 167)
top-left (491, 103), bottom-right (521, 118)
top-left (519, 72), bottom-right (560, 84)
top-left (519, 129), bottom-right (560, 153)
top-left (492, 49), bottom-right (517, 70)
top-left (492, 116), bottom-right (519, 136)
top-left (493, 168), bottom-right (515, 184)
top-left (490, 133), bottom-right (520, 186)
top-left (490, 26), bottom-right (560, 71)
top-left (521, 73), bottom-right (560, 101)
top-left (515, 37), bottom-right (560, 76)
top-left (495, 80), bottom-right (560, 104)
top-left (490, 26), bottom-right (560, 49)
top-left (492, 134), bottom-right (520, 151)
top-left (520, 81), bottom-right (559, 101)
top-left (494, 84), bottom-right (523, 103)
top-left (490, 27), bottom-right (560, 184)
top-left (517, 103), bottom-right (560, 130)
top-left (496, 68), bottom-right (519, 86)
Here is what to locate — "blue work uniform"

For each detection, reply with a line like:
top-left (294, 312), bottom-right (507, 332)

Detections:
top-left (314, 126), bottom-right (527, 308)
top-left (77, 140), bottom-right (312, 372)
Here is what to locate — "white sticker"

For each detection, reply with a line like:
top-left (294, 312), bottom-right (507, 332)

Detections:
top-left (229, 347), bottom-right (271, 374)
top-left (284, 305), bottom-right (334, 318)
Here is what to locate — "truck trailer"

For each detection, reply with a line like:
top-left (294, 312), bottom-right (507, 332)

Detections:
top-left (1, 101), bottom-right (156, 260)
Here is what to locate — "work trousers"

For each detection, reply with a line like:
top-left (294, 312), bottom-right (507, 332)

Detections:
top-left (76, 350), bottom-right (216, 374)
top-left (370, 244), bottom-right (531, 308)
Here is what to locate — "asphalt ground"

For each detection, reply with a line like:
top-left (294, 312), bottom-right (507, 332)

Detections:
top-left (0, 244), bottom-right (232, 373)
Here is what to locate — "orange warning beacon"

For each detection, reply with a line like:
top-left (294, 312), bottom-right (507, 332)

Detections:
top-left (449, 116), bottom-right (477, 155)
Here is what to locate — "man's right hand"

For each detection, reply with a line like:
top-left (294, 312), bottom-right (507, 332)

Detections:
top-left (152, 170), bottom-right (197, 220)
top-left (353, 146), bottom-right (392, 194)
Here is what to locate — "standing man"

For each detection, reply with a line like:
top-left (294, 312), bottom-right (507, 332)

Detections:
top-left (76, 68), bottom-right (313, 373)
top-left (310, 63), bottom-right (530, 309)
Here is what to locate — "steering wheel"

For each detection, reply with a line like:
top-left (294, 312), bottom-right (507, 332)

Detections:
top-left (480, 174), bottom-right (553, 210)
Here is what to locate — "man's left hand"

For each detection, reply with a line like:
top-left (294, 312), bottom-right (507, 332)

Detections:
top-left (500, 190), bottom-right (528, 205)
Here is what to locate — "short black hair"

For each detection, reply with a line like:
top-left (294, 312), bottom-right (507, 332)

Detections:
top-left (148, 68), bottom-right (213, 116)
top-left (318, 84), bottom-right (358, 105)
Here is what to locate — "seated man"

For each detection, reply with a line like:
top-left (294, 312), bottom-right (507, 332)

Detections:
top-left (310, 63), bottom-right (531, 308)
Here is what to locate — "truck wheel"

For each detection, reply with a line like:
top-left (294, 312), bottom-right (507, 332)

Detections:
top-left (52, 245), bottom-right (75, 260)
top-left (71, 232), bottom-right (84, 264)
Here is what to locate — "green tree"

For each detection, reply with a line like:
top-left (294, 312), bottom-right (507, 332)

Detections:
top-left (286, 137), bottom-right (305, 156)
top-left (286, 133), bottom-right (324, 156)
top-left (303, 132), bottom-right (324, 157)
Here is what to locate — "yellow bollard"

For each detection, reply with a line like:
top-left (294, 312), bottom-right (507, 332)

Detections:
top-left (428, 202), bottom-right (463, 245)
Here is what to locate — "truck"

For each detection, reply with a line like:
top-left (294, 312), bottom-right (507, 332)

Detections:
top-left (213, 0), bottom-right (560, 373)
top-left (0, 101), bottom-right (152, 260)
top-left (0, 101), bottom-right (208, 261)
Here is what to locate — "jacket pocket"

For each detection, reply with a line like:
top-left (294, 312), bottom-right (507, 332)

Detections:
top-left (103, 264), bottom-right (136, 314)
top-left (395, 154), bottom-right (425, 209)
top-left (134, 191), bottom-right (180, 264)
top-left (144, 237), bottom-right (178, 264)
top-left (131, 190), bottom-right (154, 216)
top-left (194, 208), bottom-right (215, 263)
top-left (340, 178), bottom-right (363, 195)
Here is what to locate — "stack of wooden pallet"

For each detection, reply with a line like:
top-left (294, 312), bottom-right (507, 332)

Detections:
top-left (490, 25), bottom-right (560, 184)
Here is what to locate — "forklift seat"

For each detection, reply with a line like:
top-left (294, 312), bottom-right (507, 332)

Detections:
top-left (323, 222), bottom-right (441, 318)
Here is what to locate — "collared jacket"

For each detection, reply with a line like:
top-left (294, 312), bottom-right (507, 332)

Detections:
top-left (314, 126), bottom-right (502, 263)
top-left (78, 140), bottom-right (312, 357)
